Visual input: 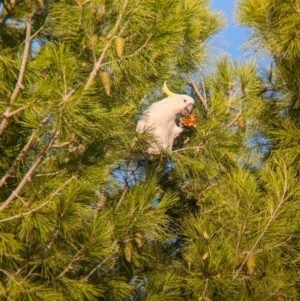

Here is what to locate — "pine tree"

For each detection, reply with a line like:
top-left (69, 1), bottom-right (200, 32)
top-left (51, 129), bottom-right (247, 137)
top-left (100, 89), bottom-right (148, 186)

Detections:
top-left (175, 1), bottom-right (300, 300)
top-left (3, 0), bottom-right (300, 300)
top-left (0, 0), bottom-right (225, 300)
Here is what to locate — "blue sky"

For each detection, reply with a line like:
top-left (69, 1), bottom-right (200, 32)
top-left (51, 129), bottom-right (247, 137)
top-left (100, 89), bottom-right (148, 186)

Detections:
top-left (211, 0), bottom-right (250, 58)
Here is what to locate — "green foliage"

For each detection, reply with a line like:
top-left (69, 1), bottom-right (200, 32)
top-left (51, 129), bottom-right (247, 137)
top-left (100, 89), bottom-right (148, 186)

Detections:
top-left (1, 0), bottom-right (300, 300)
top-left (0, 0), bottom-right (225, 300)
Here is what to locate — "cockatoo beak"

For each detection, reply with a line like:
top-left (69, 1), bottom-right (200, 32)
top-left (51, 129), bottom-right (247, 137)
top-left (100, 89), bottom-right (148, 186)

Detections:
top-left (180, 104), bottom-right (193, 116)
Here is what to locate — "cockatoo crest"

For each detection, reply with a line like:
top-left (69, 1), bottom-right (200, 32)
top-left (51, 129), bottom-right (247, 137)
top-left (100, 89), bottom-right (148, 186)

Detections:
top-left (136, 82), bottom-right (195, 155)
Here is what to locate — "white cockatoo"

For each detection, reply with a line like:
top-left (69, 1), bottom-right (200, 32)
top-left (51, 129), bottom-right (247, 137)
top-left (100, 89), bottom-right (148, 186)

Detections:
top-left (136, 82), bottom-right (195, 154)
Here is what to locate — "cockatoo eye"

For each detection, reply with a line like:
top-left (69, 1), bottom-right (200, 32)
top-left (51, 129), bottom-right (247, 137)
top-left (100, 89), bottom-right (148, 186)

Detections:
top-left (183, 99), bottom-right (187, 103)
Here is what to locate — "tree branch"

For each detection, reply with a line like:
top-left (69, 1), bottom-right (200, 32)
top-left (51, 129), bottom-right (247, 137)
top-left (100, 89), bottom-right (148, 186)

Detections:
top-left (0, 131), bottom-right (37, 188)
top-left (0, 268), bottom-right (18, 283)
top-left (82, 252), bottom-right (117, 282)
top-left (172, 145), bottom-right (205, 153)
top-left (84, 0), bottom-right (129, 89)
top-left (101, 33), bottom-right (153, 68)
top-left (56, 250), bottom-right (82, 279)
top-left (0, 114), bottom-right (50, 188)
top-left (0, 18), bottom-right (32, 136)
top-left (115, 186), bottom-right (129, 213)
top-left (0, 130), bottom-right (60, 211)
top-left (0, 174), bottom-right (76, 223)
top-left (34, 169), bottom-right (66, 177)
top-left (186, 73), bottom-right (208, 111)
top-left (1, 99), bottom-right (36, 119)
top-left (232, 164), bottom-right (292, 280)
top-left (200, 278), bottom-right (209, 300)
top-left (226, 110), bottom-right (242, 128)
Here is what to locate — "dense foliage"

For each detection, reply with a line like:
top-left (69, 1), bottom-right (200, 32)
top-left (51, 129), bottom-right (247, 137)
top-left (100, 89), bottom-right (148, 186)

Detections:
top-left (0, 0), bottom-right (300, 300)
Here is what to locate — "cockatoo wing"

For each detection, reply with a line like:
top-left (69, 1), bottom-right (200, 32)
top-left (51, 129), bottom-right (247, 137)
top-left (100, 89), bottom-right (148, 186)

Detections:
top-left (136, 84), bottom-right (195, 155)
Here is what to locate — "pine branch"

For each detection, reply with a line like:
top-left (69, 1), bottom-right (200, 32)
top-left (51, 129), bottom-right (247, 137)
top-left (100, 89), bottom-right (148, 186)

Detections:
top-left (186, 73), bottom-right (208, 111)
top-left (226, 88), bottom-right (241, 114)
top-left (115, 186), bottom-right (129, 213)
top-left (43, 229), bottom-right (60, 254)
top-left (118, 1), bottom-right (140, 36)
top-left (226, 110), bottom-right (242, 128)
top-left (232, 164), bottom-right (292, 280)
top-left (0, 268), bottom-right (19, 284)
top-left (20, 264), bottom-right (39, 284)
top-left (81, 252), bottom-right (118, 282)
top-left (0, 131), bottom-right (37, 188)
top-left (0, 174), bottom-right (76, 223)
top-left (78, 1), bottom-right (97, 63)
top-left (0, 115), bottom-right (50, 188)
top-left (0, 18), bottom-right (32, 136)
top-left (101, 33), bottom-right (153, 67)
top-left (1, 99), bottom-right (36, 119)
top-left (34, 169), bottom-right (66, 177)
top-left (172, 145), bottom-right (205, 153)
top-left (0, 130), bottom-right (60, 211)
top-left (56, 249), bottom-right (82, 279)
top-left (200, 278), bottom-right (209, 300)
top-left (84, 0), bottom-right (129, 89)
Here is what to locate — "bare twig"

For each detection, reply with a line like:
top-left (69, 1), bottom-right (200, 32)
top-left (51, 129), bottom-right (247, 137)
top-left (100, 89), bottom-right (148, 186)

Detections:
top-left (226, 111), bottom-right (242, 128)
top-left (82, 253), bottom-right (117, 282)
top-left (43, 229), bottom-right (60, 254)
top-left (226, 88), bottom-right (241, 113)
top-left (20, 264), bottom-right (39, 284)
top-left (0, 115), bottom-right (50, 188)
top-left (200, 278), bottom-right (209, 300)
top-left (62, 83), bottom-right (81, 104)
top-left (57, 250), bottom-right (82, 279)
top-left (121, 33), bottom-right (152, 60)
top-left (0, 131), bottom-right (37, 188)
top-left (0, 18), bottom-right (32, 136)
top-left (30, 25), bottom-right (45, 41)
top-left (186, 73), bottom-right (208, 111)
top-left (200, 71), bottom-right (207, 106)
top-left (0, 131), bottom-right (60, 211)
top-left (54, 252), bottom-right (79, 282)
top-left (252, 235), bottom-right (292, 255)
top-left (1, 99), bottom-right (36, 119)
top-left (34, 169), bottom-right (66, 177)
top-left (85, 0), bottom-right (129, 89)
top-left (0, 268), bottom-right (18, 283)
top-left (115, 186), bottom-right (129, 213)
top-left (172, 145), bottom-right (205, 153)
top-left (0, 173), bottom-right (76, 223)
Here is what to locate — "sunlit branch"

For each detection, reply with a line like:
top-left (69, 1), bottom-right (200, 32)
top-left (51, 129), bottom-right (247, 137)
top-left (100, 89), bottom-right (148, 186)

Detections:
top-left (0, 131), bottom-right (60, 211)
top-left (233, 164), bottom-right (292, 280)
top-left (186, 73), bottom-right (208, 111)
top-left (0, 174), bottom-right (76, 222)
top-left (226, 110), bottom-right (242, 128)
top-left (85, 0), bottom-right (129, 89)
top-left (172, 145), bottom-right (205, 153)
top-left (82, 252), bottom-right (118, 282)
top-left (0, 18), bottom-right (32, 136)
top-left (0, 131), bottom-right (37, 188)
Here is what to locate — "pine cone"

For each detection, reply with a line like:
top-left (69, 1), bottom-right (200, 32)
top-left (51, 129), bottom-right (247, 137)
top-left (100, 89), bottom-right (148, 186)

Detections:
top-left (123, 242), bottom-right (132, 262)
top-left (246, 255), bottom-right (255, 275)
top-left (99, 71), bottom-right (111, 96)
top-left (134, 232), bottom-right (144, 248)
top-left (115, 37), bottom-right (125, 58)
top-left (180, 113), bottom-right (197, 128)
